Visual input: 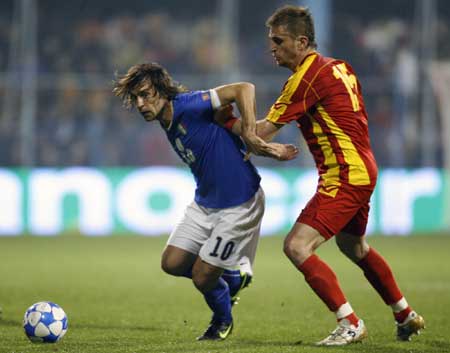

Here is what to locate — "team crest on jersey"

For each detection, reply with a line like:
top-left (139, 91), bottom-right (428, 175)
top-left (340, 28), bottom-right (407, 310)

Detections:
top-left (202, 92), bottom-right (210, 101)
top-left (177, 122), bottom-right (187, 135)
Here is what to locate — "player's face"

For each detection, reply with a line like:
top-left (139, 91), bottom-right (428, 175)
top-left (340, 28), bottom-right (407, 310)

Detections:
top-left (134, 84), bottom-right (166, 122)
top-left (268, 25), bottom-right (307, 71)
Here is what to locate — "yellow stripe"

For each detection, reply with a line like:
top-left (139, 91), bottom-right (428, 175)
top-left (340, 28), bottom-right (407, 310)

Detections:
top-left (317, 104), bottom-right (370, 186)
top-left (310, 116), bottom-right (341, 198)
top-left (332, 63), bottom-right (360, 112)
top-left (266, 54), bottom-right (317, 123)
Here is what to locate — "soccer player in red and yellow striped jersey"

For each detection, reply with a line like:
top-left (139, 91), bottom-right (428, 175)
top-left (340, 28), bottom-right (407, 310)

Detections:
top-left (266, 50), bottom-right (378, 196)
top-left (223, 5), bottom-right (424, 346)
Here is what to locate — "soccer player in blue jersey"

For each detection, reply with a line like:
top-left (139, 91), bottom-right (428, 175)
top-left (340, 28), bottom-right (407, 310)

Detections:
top-left (113, 62), bottom-right (298, 341)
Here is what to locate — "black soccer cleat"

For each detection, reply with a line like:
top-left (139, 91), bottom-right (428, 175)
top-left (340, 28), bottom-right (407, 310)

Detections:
top-left (196, 320), bottom-right (234, 341)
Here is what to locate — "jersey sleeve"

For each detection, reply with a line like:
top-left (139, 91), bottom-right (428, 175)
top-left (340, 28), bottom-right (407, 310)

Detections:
top-left (172, 91), bottom-right (215, 123)
top-left (183, 91), bottom-right (216, 118)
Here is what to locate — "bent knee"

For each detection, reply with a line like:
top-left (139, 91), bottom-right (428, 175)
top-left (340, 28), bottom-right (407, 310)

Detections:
top-left (283, 237), bottom-right (295, 258)
top-left (161, 258), bottom-right (188, 277)
top-left (161, 260), bottom-right (177, 276)
top-left (192, 262), bottom-right (223, 293)
top-left (160, 245), bottom-right (196, 277)
top-left (283, 223), bottom-right (326, 265)
top-left (283, 236), bottom-right (312, 264)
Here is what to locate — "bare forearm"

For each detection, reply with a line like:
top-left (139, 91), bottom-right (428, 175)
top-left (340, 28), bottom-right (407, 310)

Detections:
top-left (213, 82), bottom-right (283, 146)
top-left (235, 84), bottom-right (256, 136)
top-left (230, 119), bottom-right (278, 142)
top-left (214, 82), bottom-right (257, 135)
top-left (230, 119), bottom-right (242, 135)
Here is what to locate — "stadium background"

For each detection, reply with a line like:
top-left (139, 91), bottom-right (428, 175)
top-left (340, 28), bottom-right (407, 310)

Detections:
top-left (0, 0), bottom-right (449, 237)
top-left (1, 1), bottom-right (450, 352)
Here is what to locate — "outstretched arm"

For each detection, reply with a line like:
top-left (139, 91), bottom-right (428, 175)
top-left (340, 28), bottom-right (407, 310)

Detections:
top-left (214, 106), bottom-right (281, 141)
top-left (231, 118), bottom-right (281, 142)
top-left (212, 83), bottom-right (298, 161)
top-left (242, 119), bottom-right (298, 161)
top-left (213, 82), bottom-right (257, 135)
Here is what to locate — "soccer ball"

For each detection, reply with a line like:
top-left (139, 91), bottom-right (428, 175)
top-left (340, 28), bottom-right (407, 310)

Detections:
top-left (23, 301), bottom-right (68, 343)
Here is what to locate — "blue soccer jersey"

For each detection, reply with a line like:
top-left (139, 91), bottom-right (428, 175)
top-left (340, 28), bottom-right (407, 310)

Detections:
top-left (164, 90), bottom-right (261, 208)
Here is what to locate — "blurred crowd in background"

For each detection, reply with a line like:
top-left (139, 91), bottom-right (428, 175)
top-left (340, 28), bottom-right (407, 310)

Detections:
top-left (0, 0), bottom-right (449, 168)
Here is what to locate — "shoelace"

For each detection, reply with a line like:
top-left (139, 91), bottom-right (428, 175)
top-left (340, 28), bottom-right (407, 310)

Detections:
top-left (329, 325), bottom-right (354, 340)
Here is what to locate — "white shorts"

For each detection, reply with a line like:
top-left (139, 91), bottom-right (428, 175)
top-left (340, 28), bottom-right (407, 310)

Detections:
top-left (167, 187), bottom-right (265, 269)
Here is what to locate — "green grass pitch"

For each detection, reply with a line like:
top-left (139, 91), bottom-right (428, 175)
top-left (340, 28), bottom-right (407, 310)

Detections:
top-left (1, 235), bottom-right (449, 353)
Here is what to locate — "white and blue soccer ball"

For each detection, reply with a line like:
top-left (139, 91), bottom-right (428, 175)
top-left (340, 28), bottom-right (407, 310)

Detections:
top-left (23, 301), bottom-right (68, 343)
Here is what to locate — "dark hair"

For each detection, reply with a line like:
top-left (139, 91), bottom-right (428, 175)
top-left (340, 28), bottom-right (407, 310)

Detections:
top-left (266, 5), bottom-right (317, 49)
top-left (113, 62), bottom-right (187, 109)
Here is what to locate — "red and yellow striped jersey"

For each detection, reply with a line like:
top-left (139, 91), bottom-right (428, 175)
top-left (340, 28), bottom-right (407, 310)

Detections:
top-left (266, 52), bottom-right (378, 197)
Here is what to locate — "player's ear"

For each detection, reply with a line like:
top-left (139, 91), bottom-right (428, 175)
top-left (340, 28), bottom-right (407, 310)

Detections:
top-left (296, 36), bottom-right (308, 50)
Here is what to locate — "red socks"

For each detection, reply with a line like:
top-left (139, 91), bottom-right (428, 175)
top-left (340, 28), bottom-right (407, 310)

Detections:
top-left (358, 247), bottom-right (413, 323)
top-left (394, 307), bottom-right (413, 323)
top-left (299, 250), bottom-right (410, 326)
top-left (298, 254), bottom-right (347, 312)
top-left (298, 255), bottom-right (361, 326)
top-left (342, 312), bottom-right (360, 327)
top-left (357, 248), bottom-right (403, 305)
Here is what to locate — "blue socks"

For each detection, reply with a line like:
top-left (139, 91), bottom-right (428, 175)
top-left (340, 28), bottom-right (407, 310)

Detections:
top-left (221, 269), bottom-right (243, 298)
top-left (203, 277), bottom-right (232, 324)
top-left (181, 266), bottom-right (233, 324)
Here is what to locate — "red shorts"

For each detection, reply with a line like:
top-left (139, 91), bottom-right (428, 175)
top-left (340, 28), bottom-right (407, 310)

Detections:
top-left (297, 185), bottom-right (374, 239)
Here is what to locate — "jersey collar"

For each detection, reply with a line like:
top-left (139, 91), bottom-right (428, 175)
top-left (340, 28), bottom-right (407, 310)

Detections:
top-left (295, 51), bottom-right (318, 71)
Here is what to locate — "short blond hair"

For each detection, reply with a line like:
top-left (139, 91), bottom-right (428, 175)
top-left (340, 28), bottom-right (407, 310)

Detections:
top-left (266, 5), bottom-right (317, 49)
